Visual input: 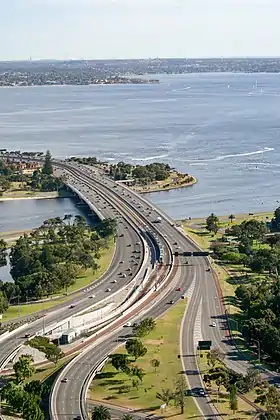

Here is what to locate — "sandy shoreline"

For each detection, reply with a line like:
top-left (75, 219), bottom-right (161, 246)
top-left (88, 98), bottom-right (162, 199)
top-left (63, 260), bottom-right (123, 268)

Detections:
top-left (132, 175), bottom-right (197, 194)
top-left (0, 192), bottom-right (59, 202)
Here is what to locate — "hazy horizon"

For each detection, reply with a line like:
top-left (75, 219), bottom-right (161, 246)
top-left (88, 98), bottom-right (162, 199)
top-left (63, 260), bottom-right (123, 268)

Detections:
top-left (2, 0), bottom-right (280, 61)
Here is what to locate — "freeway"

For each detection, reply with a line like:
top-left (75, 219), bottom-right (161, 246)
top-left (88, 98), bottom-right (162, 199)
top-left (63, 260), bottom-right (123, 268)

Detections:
top-left (2, 158), bottom-right (269, 418)
top-left (0, 175), bottom-right (154, 371)
top-left (52, 162), bottom-right (275, 419)
top-left (50, 163), bottom-right (220, 418)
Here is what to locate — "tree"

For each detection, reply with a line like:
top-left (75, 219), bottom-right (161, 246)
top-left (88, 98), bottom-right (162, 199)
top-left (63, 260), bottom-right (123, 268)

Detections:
top-left (125, 339), bottom-right (147, 361)
top-left (206, 213), bottom-right (219, 235)
top-left (229, 384), bottom-right (238, 414)
top-left (96, 218), bottom-right (117, 238)
top-left (91, 405), bottom-right (111, 420)
top-left (110, 354), bottom-right (130, 373)
top-left (132, 317), bottom-right (156, 337)
top-left (156, 388), bottom-right (174, 406)
top-left (174, 376), bottom-right (186, 414)
top-left (42, 150), bottom-right (53, 175)
top-left (229, 214), bottom-right (235, 223)
top-left (130, 366), bottom-right (145, 383)
top-left (255, 385), bottom-right (280, 413)
top-left (22, 395), bottom-right (44, 420)
top-left (0, 291), bottom-right (8, 314)
top-left (207, 348), bottom-right (225, 368)
top-left (45, 345), bottom-right (64, 365)
top-left (24, 380), bottom-right (44, 399)
top-left (150, 358), bottom-right (160, 372)
top-left (13, 355), bottom-right (35, 384)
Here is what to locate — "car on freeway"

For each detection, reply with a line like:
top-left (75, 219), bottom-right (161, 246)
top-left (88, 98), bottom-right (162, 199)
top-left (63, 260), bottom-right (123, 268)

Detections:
top-left (69, 305), bottom-right (75, 309)
top-left (127, 244), bottom-right (131, 247)
top-left (24, 333), bottom-right (31, 338)
top-left (61, 377), bottom-right (68, 383)
top-left (120, 260), bottom-right (124, 264)
top-left (123, 322), bottom-right (132, 327)
top-left (169, 300), bottom-right (174, 304)
top-left (119, 233), bottom-right (124, 237)
top-left (89, 295), bottom-right (95, 298)
top-left (211, 321), bottom-right (217, 327)
top-left (122, 274), bottom-right (127, 278)
top-left (181, 295), bottom-right (186, 299)
top-left (106, 288), bottom-right (111, 292)
top-left (112, 279), bottom-right (117, 283)
top-left (136, 241), bottom-right (140, 245)
top-left (177, 287), bottom-right (182, 291)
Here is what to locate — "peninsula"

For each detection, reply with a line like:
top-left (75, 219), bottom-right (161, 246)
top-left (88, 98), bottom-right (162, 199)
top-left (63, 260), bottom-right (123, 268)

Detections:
top-left (68, 157), bottom-right (197, 194)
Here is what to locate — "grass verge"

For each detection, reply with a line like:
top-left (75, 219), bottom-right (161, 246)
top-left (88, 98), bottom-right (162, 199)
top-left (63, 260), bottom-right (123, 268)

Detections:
top-left (2, 241), bottom-right (115, 321)
top-left (182, 211), bottom-right (272, 315)
top-left (88, 300), bottom-right (200, 419)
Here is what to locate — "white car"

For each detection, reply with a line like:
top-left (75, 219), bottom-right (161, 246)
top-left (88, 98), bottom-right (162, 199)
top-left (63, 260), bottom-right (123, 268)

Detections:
top-left (112, 279), bottom-right (117, 283)
top-left (89, 295), bottom-right (95, 299)
top-left (211, 321), bottom-right (217, 327)
top-left (106, 288), bottom-right (111, 292)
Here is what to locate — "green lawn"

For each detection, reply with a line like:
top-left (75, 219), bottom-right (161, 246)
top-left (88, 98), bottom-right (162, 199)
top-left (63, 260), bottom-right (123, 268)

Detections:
top-left (182, 212), bottom-right (273, 316)
top-left (2, 241), bottom-right (115, 321)
top-left (88, 300), bottom-right (200, 419)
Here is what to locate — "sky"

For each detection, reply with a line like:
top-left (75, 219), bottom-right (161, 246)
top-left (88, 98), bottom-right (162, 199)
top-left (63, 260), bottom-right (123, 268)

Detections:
top-left (2, 0), bottom-right (280, 61)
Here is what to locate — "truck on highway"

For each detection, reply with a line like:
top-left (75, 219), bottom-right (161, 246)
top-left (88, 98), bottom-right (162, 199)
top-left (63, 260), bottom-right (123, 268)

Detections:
top-left (155, 216), bottom-right (162, 223)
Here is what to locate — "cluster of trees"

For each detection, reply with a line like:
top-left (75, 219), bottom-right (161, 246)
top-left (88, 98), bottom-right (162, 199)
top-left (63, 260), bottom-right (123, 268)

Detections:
top-left (206, 208), bottom-right (280, 366)
top-left (0, 354), bottom-right (47, 420)
top-left (0, 216), bottom-right (117, 307)
top-left (105, 317), bottom-right (188, 415)
top-left (109, 318), bottom-right (156, 391)
top-left (109, 161), bottom-right (171, 183)
top-left (203, 348), bottom-right (280, 418)
top-left (68, 156), bottom-right (99, 165)
top-left (0, 150), bottom-right (63, 194)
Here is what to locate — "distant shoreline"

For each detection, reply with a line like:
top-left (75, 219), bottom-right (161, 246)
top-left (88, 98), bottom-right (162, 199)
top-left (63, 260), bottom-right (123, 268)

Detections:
top-left (0, 191), bottom-right (59, 202)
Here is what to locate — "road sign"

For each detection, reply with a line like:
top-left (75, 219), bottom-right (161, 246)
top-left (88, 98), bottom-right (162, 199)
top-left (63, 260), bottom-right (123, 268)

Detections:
top-left (198, 340), bottom-right (212, 350)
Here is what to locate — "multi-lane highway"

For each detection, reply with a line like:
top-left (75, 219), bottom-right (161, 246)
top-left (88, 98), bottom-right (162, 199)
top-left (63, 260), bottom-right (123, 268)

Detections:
top-left (0, 158), bottom-right (267, 419)
top-left (52, 161), bottom-right (273, 419)
top-left (0, 170), bottom-right (155, 370)
top-left (49, 163), bottom-right (221, 419)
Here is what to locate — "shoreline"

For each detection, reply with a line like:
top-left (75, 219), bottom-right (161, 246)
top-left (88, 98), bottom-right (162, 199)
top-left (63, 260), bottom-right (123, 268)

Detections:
top-left (0, 191), bottom-right (59, 202)
top-left (129, 174), bottom-right (197, 194)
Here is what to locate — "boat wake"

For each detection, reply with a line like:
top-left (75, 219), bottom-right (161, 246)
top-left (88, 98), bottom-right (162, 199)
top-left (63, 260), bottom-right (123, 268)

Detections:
top-left (131, 154), bottom-right (169, 162)
top-left (181, 147), bottom-right (275, 163)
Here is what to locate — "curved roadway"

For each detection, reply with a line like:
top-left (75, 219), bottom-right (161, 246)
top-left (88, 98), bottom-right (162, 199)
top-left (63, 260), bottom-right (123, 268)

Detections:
top-left (0, 177), bottom-right (149, 371)
top-left (52, 163), bottom-right (265, 420)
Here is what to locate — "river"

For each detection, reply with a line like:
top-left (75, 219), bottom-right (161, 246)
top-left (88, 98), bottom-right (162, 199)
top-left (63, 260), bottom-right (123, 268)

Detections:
top-left (1, 72), bottom-right (280, 219)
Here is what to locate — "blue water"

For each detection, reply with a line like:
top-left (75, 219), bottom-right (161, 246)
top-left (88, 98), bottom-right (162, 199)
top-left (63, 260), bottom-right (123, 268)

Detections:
top-left (1, 72), bottom-right (280, 218)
